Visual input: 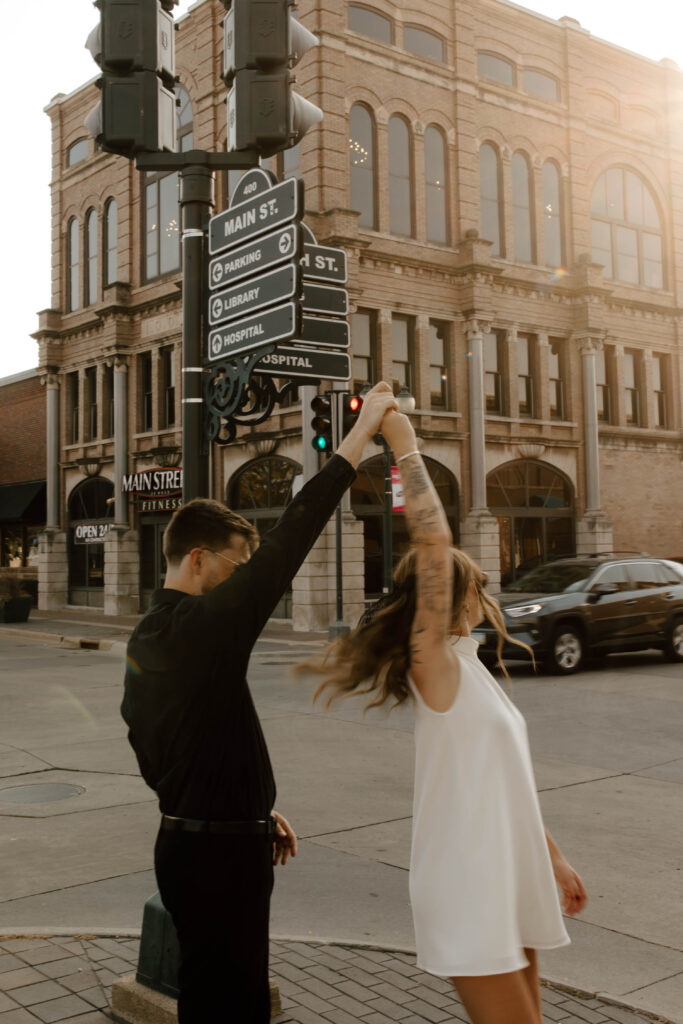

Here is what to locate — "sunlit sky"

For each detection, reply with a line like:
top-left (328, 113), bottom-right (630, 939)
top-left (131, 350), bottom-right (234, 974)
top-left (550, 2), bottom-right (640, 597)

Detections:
top-left (2, 0), bottom-right (681, 380)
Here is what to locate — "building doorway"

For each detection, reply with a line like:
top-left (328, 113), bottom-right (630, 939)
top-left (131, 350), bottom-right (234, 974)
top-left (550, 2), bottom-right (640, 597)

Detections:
top-left (67, 477), bottom-right (115, 607)
top-left (140, 517), bottom-right (169, 609)
top-left (486, 460), bottom-right (575, 586)
top-left (228, 455), bottom-right (301, 619)
top-left (352, 455), bottom-right (459, 597)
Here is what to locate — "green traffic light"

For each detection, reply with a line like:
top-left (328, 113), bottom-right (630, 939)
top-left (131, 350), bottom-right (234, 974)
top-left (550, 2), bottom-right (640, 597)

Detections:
top-left (314, 435), bottom-right (330, 451)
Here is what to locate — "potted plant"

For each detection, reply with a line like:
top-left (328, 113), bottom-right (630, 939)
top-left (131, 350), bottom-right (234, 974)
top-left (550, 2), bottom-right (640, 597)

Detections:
top-left (0, 576), bottom-right (32, 624)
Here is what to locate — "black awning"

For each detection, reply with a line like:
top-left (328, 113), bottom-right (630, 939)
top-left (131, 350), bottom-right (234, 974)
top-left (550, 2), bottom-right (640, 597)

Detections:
top-left (0, 481), bottom-right (46, 523)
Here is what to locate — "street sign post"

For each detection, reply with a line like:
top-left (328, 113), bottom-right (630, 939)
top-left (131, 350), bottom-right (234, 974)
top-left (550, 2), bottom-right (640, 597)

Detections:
top-left (255, 345), bottom-right (351, 381)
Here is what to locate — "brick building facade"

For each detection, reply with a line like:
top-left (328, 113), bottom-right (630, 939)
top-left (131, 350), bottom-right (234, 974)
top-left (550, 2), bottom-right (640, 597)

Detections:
top-left (34, 0), bottom-right (683, 623)
top-left (0, 369), bottom-right (46, 589)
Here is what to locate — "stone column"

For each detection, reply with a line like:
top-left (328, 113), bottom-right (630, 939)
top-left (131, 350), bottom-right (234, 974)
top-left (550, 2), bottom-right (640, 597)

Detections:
top-left (104, 356), bottom-right (140, 615)
top-left (576, 336), bottom-right (613, 554)
top-left (377, 309), bottom-right (393, 384)
top-left (536, 333), bottom-right (551, 422)
top-left (460, 321), bottom-right (501, 589)
top-left (46, 373), bottom-right (60, 528)
top-left (38, 372), bottom-right (68, 611)
top-left (414, 314), bottom-right (431, 414)
top-left (292, 516), bottom-right (365, 631)
top-left (504, 326), bottom-right (519, 421)
top-left (114, 357), bottom-right (129, 525)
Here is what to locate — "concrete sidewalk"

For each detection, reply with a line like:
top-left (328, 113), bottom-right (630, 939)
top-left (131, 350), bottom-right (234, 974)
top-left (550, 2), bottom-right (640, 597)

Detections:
top-left (0, 934), bottom-right (671, 1024)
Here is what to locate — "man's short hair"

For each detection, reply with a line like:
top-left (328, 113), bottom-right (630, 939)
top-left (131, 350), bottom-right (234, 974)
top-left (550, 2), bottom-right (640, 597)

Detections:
top-left (163, 498), bottom-right (259, 566)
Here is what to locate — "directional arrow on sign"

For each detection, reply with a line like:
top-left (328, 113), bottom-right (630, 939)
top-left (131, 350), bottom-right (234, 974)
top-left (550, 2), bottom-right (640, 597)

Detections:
top-left (207, 302), bottom-right (298, 362)
top-left (208, 224), bottom-right (299, 292)
top-left (208, 264), bottom-right (299, 327)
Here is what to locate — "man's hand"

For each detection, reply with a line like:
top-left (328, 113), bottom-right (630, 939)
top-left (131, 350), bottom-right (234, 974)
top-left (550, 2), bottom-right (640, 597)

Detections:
top-left (337, 382), bottom-right (398, 469)
top-left (272, 811), bottom-right (297, 866)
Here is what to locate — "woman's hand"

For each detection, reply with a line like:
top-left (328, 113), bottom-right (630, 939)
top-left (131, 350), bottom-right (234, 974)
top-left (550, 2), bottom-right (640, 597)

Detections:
top-left (553, 856), bottom-right (587, 916)
top-left (271, 810), bottom-right (297, 866)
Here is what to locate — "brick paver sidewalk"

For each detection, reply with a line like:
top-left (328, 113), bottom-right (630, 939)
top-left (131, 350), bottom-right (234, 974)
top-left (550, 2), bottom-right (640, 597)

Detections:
top-left (0, 935), bottom-right (671, 1024)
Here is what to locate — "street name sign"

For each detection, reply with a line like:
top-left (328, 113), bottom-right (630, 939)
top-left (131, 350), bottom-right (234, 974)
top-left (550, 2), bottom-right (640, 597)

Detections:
top-left (302, 282), bottom-right (349, 317)
top-left (208, 264), bottom-right (299, 327)
top-left (300, 242), bottom-right (348, 284)
top-left (299, 315), bottom-right (350, 349)
top-left (207, 302), bottom-right (298, 362)
top-left (255, 346), bottom-right (351, 382)
top-left (208, 224), bottom-right (299, 292)
top-left (208, 176), bottom-right (301, 255)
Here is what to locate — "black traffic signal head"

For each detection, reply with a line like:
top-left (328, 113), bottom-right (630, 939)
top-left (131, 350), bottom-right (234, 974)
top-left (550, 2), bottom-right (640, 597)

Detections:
top-left (85, 0), bottom-right (178, 158)
top-left (310, 394), bottom-right (332, 453)
top-left (341, 394), bottom-right (363, 437)
top-left (223, 0), bottom-right (322, 157)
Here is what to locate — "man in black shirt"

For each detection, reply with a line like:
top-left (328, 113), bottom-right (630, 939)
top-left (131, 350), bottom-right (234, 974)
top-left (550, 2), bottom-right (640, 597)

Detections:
top-left (121, 382), bottom-right (397, 1022)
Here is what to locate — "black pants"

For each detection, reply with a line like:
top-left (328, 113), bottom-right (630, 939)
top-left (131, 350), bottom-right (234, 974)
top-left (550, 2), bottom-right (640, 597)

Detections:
top-left (154, 828), bottom-right (274, 1023)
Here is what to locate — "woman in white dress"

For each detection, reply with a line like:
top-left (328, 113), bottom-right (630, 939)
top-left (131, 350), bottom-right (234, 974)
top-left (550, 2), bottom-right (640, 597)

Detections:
top-left (307, 409), bottom-right (587, 1024)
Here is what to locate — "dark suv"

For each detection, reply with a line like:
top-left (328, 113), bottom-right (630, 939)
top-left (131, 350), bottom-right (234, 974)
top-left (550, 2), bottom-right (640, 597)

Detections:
top-left (473, 555), bottom-right (683, 674)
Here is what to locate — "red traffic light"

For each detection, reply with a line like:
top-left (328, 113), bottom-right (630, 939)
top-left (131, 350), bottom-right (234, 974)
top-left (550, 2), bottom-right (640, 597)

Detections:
top-left (348, 395), bottom-right (362, 413)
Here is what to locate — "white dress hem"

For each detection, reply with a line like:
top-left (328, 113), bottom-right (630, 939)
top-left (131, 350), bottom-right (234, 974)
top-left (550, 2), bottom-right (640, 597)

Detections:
top-left (417, 934), bottom-right (571, 978)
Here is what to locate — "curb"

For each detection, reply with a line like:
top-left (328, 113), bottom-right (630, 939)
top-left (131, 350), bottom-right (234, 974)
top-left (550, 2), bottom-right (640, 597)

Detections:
top-left (0, 626), bottom-right (126, 653)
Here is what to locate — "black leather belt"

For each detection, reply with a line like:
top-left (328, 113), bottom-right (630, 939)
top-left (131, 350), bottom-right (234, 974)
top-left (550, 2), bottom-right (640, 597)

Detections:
top-left (161, 814), bottom-right (277, 835)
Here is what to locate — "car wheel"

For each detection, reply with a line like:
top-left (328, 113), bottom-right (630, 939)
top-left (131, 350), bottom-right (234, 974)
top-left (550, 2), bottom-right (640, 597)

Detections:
top-left (664, 617), bottom-right (683, 662)
top-left (547, 625), bottom-right (585, 675)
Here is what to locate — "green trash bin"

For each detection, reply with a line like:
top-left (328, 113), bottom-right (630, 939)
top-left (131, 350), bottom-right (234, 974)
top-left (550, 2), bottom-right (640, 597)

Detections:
top-left (136, 892), bottom-right (180, 998)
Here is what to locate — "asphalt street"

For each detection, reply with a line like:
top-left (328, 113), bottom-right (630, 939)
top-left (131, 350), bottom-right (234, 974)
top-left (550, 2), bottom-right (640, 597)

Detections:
top-left (0, 618), bottom-right (681, 1023)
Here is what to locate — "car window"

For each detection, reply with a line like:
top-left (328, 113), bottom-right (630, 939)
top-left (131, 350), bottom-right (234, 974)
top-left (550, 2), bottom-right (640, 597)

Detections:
top-left (660, 561), bottom-right (683, 585)
top-left (628, 562), bottom-right (664, 590)
top-left (504, 563), bottom-right (595, 593)
top-left (591, 564), bottom-right (631, 592)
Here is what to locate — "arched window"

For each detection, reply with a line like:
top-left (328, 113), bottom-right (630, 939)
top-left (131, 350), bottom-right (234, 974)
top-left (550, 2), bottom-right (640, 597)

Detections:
top-left (479, 144), bottom-right (503, 256)
top-left (67, 217), bottom-right (80, 312)
top-left (590, 168), bottom-right (663, 287)
top-left (228, 456), bottom-right (301, 618)
top-left (352, 456), bottom-right (459, 595)
top-left (348, 5), bottom-right (393, 44)
top-left (85, 208), bottom-right (98, 305)
top-left (542, 161), bottom-right (563, 268)
top-left (67, 139), bottom-right (88, 167)
top-left (68, 477), bottom-right (115, 603)
top-left (144, 84), bottom-right (193, 280)
top-left (477, 53), bottom-right (515, 87)
top-left (511, 152), bottom-right (534, 263)
top-left (523, 70), bottom-right (559, 102)
top-left (425, 125), bottom-right (447, 244)
top-left (404, 26), bottom-right (445, 62)
top-left (104, 198), bottom-right (118, 286)
top-left (388, 116), bottom-right (413, 237)
top-left (487, 460), bottom-right (575, 585)
top-left (349, 104), bottom-right (376, 229)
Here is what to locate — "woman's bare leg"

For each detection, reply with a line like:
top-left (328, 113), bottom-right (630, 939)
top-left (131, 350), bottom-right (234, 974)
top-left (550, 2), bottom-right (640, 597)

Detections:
top-left (521, 948), bottom-right (543, 1021)
top-left (451, 963), bottom-right (543, 1024)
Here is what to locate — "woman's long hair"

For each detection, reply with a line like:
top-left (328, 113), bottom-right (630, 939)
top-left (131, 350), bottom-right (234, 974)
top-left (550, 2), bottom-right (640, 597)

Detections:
top-left (296, 547), bottom-right (531, 709)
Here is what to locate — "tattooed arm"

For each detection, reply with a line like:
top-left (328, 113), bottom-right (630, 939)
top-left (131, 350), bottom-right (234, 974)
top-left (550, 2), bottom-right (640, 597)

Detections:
top-left (380, 412), bottom-right (457, 711)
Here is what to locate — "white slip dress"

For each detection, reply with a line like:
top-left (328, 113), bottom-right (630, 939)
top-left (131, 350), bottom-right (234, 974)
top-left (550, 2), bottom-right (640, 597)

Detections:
top-left (408, 634), bottom-right (570, 977)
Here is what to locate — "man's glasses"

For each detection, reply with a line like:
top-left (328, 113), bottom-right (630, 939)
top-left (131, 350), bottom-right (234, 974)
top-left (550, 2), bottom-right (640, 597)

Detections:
top-left (203, 548), bottom-right (246, 568)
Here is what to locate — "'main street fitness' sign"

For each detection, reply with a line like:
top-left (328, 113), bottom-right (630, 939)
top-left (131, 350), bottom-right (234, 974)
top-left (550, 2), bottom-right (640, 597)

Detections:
top-left (121, 468), bottom-right (183, 513)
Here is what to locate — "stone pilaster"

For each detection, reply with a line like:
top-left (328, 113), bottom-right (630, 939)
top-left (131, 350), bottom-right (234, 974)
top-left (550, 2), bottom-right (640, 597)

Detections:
top-left (38, 529), bottom-right (68, 611)
top-left (45, 373), bottom-right (60, 528)
top-left (459, 511), bottom-right (502, 593)
top-left (465, 320), bottom-right (487, 511)
top-left (114, 357), bottom-right (129, 525)
top-left (536, 333), bottom-right (551, 422)
top-left (104, 526), bottom-right (140, 616)
top-left (292, 515), bottom-right (365, 632)
top-left (414, 314), bottom-right (431, 413)
top-left (377, 309), bottom-right (393, 385)
top-left (575, 513), bottom-right (613, 556)
top-left (577, 336), bottom-right (602, 511)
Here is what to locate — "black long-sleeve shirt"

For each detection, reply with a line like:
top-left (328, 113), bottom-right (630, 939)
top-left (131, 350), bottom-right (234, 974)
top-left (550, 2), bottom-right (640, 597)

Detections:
top-left (121, 454), bottom-right (355, 821)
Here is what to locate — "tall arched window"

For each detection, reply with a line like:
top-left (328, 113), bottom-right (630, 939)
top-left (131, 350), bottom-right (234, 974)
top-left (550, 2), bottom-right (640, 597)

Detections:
top-left (479, 144), bottom-right (503, 256)
top-left (104, 198), bottom-right (118, 286)
top-left (388, 115), bottom-right (413, 236)
top-left (590, 167), bottom-right (663, 287)
top-left (85, 208), bottom-right (98, 305)
top-left (542, 161), bottom-right (563, 268)
top-left (425, 125), bottom-right (447, 244)
top-left (144, 84), bottom-right (193, 279)
top-left (349, 104), bottom-right (376, 228)
top-left (67, 217), bottom-right (80, 312)
top-left (511, 151), bottom-right (534, 263)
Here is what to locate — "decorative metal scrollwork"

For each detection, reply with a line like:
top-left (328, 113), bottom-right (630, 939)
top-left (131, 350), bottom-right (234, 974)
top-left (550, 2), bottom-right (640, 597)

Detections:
top-left (203, 347), bottom-right (303, 445)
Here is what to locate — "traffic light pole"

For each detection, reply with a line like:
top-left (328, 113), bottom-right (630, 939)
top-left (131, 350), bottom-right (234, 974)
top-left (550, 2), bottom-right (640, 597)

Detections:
top-left (328, 391), bottom-right (349, 640)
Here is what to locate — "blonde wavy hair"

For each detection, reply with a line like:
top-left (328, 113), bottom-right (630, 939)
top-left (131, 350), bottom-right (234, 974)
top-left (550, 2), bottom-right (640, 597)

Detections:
top-left (296, 547), bottom-right (531, 709)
